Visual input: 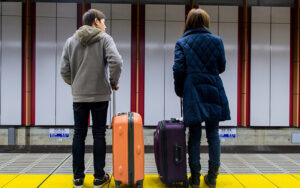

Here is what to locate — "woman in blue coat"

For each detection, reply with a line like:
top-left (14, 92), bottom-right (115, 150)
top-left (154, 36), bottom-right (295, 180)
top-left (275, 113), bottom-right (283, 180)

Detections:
top-left (173, 8), bottom-right (230, 188)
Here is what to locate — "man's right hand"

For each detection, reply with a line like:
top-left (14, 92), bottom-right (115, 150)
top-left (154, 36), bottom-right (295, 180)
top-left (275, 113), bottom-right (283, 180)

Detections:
top-left (113, 86), bottom-right (119, 90)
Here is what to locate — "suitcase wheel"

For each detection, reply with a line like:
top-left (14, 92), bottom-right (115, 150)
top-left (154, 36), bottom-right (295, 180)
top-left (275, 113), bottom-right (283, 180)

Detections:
top-left (183, 178), bottom-right (189, 188)
top-left (115, 180), bottom-right (121, 188)
top-left (136, 180), bottom-right (143, 188)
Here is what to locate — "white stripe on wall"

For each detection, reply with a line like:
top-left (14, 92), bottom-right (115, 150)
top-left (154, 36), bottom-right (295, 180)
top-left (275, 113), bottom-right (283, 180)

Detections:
top-left (251, 7), bottom-right (271, 126)
top-left (270, 7), bottom-right (290, 126)
top-left (110, 4), bottom-right (132, 118)
top-left (0, 2), bottom-right (22, 125)
top-left (219, 6), bottom-right (238, 126)
top-left (56, 3), bottom-right (77, 126)
top-left (145, 4), bottom-right (165, 125)
top-left (35, 3), bottom-right (57, 125)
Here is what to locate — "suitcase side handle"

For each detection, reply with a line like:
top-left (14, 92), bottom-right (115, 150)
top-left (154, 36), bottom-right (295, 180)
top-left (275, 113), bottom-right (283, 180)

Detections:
top-left (174, 144), bottom-right (184, 164)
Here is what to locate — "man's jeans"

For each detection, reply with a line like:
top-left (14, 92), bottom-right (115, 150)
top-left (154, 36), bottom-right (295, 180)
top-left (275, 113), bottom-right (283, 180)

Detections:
top-left (72, 102), bottom-right (108, 180)
top-left (188, 120), bottom-right (220, 173)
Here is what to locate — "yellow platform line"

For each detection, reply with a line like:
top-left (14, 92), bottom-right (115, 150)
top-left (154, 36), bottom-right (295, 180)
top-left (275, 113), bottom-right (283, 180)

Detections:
top-left (1, 174), bottom-right (300, 188)
top-left (233, 174), bottom-right (277, 188)
top-left (264, 174), bottom-right (300, 188)
top-left (213, 175), bottom-right (244, 188)
top-left (37, 174), bottom-right (245, 188)
top-left (2, 174), bottom-right (48, 188)
top-left (0, 174), bottom-right (19, 187)
top-left (293, 174), bottom-right (300, 181)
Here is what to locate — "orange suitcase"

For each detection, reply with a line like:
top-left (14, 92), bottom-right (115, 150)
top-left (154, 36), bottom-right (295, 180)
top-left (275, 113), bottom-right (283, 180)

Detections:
top-left (112, 93), bottom-right (144, 188)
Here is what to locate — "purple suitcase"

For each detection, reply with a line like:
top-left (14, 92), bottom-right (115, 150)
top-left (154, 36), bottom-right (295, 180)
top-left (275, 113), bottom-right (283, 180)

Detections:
top-left (154, 120), bottom-right (188, 187)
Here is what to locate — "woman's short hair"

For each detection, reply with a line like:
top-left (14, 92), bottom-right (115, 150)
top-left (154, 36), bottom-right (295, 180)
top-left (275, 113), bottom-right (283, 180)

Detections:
top-left (82, 9), bottom-right (105, 26)
top-left (184, 8), bottom-right (210, 33)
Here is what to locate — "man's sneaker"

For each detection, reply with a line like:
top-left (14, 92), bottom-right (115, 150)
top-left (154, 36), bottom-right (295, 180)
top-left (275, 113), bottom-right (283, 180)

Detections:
top-left (73, 178), bottom-right (84, 188)
top-left (94, 173), bottom-right (111, 188)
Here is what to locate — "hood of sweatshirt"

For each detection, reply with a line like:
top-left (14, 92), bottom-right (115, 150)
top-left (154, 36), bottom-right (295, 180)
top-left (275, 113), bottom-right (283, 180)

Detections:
top-left (75, 25), bottom-right (104, 46)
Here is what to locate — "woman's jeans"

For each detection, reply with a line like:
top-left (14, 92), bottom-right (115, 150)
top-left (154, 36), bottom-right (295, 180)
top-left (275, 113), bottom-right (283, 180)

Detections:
top-left (72, 102), bottom-right (108, 180)
top-left (188, 120), bottom-right (220, 174)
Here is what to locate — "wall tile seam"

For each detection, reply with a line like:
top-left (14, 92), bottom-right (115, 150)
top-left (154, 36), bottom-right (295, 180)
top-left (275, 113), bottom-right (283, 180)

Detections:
top-left (1, 15), bottom-right (22, 18)
top-left (215, 22), bottom-right (239, 23)
top-left (252, 22), bottom-right (290, 24)
top-left (110, 19), bottom-right (132, 21)
top-left (37, 16), bottom-right (77, 19)
top-left (1, 14), bottom-right (22, 16)
top-left (144, 19), bottom-right (185, 22)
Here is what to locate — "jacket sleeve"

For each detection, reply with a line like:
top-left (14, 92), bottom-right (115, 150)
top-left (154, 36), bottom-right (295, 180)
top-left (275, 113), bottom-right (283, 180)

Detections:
top-left (218, 38), bottom-right (226, 74)
top-left (173, 41), bottom-right (186, 97)
top-left (60, 40), bottom-right (71, 85)
top-left (104, 35), bottom-right (123, 88)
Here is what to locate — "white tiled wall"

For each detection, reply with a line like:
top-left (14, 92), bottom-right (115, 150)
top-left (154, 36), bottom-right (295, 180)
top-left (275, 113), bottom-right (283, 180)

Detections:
top-left (251, 20), bottom-right (271, 126)
top-left (164, 21), bottom-right (185, 121)
top-left (251, 7), bottom-right (290, 126)
top-left (219, 6), bottom-right (238, 23)
top-left (271, 7), bottom-right (290, 24)
top-left (0, 2), bottom-right (22, 125)
top-left (145, 20), bottom-right (165, 125)
top-left (166, 5), bottom-right (185, 21)
top-left (144, 4), bottom-right (184, 125)
top-left (145, 4), bottom-right (165, 21)
top-left (111, 19), bottom-right (132, 115)
top-left (252, 6), bottom-right (271, 23)
top-left (165, 5), bottom-right (184, 122)
top-left (35, 3), bottom-right (57, 125)
top-left (270, 8), bottom-right (290, 126)
top-left (112, 4), bottom-right (131, 20)
top-left (0, 3), bottom-right (292, 127)
top-left (57, 3), bottom-right (77, 18)
top-left (145, 5), bottom-right (165, 126)
top-left (219, 6), bottom-right (238, 126)
top-left (2, 2), bottom-right (22, 16)
top-left (56, 3), bottom-right (77, 126)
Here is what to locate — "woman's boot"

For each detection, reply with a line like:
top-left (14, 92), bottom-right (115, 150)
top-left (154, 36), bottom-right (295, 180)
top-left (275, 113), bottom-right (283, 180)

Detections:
top-left (204, 165), bottom-right (219, 188)
top-left (189, 165), bottom-right (200, 188)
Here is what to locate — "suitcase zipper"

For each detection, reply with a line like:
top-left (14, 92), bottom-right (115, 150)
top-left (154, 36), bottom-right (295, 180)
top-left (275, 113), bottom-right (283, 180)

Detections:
top-left (160, 121), bottom-right (168, 183)
top-left (128, 112), bottom-right (134, 185)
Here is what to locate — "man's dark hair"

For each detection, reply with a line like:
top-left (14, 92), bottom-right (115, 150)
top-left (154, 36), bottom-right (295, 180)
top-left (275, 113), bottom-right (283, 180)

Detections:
top-left (82, 9), bottom-right (105, 26)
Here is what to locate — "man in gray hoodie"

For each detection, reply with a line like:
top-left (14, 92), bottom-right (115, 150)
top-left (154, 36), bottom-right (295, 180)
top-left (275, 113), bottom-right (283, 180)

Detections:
top-left (61, 9), bottom-right (122, 188)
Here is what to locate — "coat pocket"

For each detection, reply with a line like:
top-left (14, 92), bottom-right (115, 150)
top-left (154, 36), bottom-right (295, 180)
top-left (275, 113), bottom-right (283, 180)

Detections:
top-left (196, 84), bottom-right (220, 105)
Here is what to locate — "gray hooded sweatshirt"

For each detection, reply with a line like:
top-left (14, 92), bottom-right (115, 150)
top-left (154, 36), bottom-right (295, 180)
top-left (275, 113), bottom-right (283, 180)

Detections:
top-left (61, 25), bottom-right (123, 102)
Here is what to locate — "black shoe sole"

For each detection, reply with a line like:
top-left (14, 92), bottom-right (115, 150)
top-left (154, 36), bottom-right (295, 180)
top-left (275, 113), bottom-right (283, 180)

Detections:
top-left (204, 176), bottom-right (216, 188)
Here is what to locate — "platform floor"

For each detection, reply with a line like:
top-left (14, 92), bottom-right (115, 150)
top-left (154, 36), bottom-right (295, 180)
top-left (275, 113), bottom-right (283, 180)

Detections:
top-left (0, 153), bottom-right (300, 187)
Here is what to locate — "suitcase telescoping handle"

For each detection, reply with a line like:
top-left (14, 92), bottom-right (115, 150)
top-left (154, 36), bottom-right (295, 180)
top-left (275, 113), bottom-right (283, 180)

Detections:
top-left (109, 90), bottom-right (117, 129)
top-left (180, 98), bottom-right (183, 118)
top-left (113, 90), bottom-right (116, 117)
top-left (171, 98), bottom-right (184, 122)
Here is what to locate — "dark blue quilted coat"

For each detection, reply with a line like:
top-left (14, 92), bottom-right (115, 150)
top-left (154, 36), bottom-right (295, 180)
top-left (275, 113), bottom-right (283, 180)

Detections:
top-left (173, 27), bottom-right (231, 126)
